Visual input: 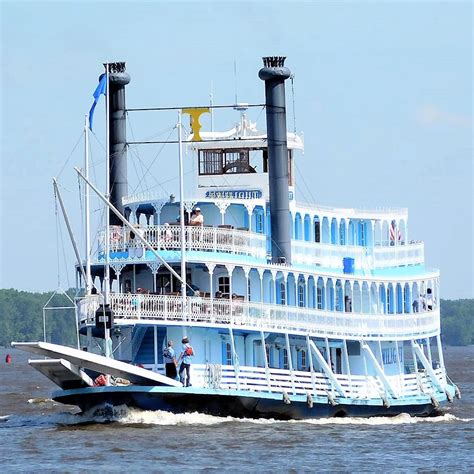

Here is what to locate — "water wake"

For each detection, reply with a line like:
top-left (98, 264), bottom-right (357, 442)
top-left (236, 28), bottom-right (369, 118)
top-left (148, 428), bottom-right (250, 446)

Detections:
top-left (2, 405), bottom-right (472, 429)
top-left (66, 405), bottom-right (474, 426)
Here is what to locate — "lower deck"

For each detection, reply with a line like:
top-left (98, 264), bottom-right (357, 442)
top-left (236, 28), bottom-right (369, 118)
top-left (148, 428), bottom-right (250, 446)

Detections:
top-left (82, 323), bottom-right (449, 404)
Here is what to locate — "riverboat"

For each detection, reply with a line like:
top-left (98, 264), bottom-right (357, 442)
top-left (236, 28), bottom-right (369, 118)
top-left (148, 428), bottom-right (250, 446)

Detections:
top-left (13, 57), bottom-right (459, 419)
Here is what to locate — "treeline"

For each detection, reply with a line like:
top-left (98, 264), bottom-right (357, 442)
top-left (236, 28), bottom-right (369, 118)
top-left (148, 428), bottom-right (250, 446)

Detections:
top-left (0, 289), bottom-right (77, 348)
top-left (440, 299), bottom-right (474, 346)
top-left (0, 289), bottom-right (472, 347)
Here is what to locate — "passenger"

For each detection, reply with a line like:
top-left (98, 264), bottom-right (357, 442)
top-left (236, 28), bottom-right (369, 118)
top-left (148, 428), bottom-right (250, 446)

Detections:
top-left (189, 207), bottom-right (204, 226)
top-left (178, 337), bottom-right (194, 387)
top-left (163, 222), bottom-right (172, 242)
top-left (412, 298), bottom-right (419, 313)
top-left (344, 295), bottom-right (352, 313)
top-left (163, 340), bottom-right (178, 379)
top-left (419, 294), bottom-right (427, 311)
top-left (215, 291), bottom-right (223, 299)
top-left (426, 288), bottom-right (434, 311)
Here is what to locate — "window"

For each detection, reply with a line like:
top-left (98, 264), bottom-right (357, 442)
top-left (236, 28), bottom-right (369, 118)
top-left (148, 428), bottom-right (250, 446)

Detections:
top-left (199, 149), bottom-right (253, 175)
top-left (223, 150), bottom-right (250, 173)
top-left (218, 276), bottom-right (230, 297)
top-left (280, 281), bottom-right (286, 305)
top-left (247, 278), bottom-right (251, 301)
top-left (359, 221), bottom-right (366, 246)
top-left (283, 349), bottom-right (289, 370)
top-left (226, 342), bottom-right (232, 365)
top-left (315, 222), bottom-right (321, 243)
top-left (301, 350), bottom-right (307, 369)
top-left (298, 283), bottom-right (305, 307)
top-left (340, 224), bottom-right (346, 245)
top-left (255, 212), bottom-right (264, 233)
top-left (317, 286), bottom-right (323, 310)
top-left (336, 283), bottom-right (343, 311)
top-left (199, 150), bottom-right (223, 175)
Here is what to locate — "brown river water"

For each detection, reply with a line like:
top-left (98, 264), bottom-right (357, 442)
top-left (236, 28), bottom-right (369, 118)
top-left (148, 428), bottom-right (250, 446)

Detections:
top-left (0, 346), bottom-right (472, 472)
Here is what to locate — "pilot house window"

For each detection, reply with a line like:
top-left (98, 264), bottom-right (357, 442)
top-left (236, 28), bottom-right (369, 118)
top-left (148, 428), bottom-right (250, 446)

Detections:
top-left (199, 149), bottom-right (253, 175)
top-left (199, 150), bottom-right (222, 175)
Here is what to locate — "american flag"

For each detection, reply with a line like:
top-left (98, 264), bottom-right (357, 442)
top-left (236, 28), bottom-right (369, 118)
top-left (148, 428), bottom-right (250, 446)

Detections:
top-left (390, 220), bottom-right (402, 242)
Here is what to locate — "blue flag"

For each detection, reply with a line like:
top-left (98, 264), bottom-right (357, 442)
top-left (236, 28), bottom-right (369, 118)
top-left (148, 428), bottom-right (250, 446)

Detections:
top-left (89, 74), bottom-right (107, 130)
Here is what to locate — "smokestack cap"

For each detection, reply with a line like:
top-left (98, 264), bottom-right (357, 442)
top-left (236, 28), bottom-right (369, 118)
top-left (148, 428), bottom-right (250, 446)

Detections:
top-left (99, 73), bottom-right (131, 87)
top-left (98, 62), bottom-right (130, 86)
top-left (259, 56), bottom-right (291, 81)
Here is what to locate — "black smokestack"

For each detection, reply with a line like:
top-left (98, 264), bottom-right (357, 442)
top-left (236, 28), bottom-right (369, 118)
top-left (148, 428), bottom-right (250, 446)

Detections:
top-left (103, 62), bottom-right (130, 225)
top-left (259, 56), bottom-right (291, 264)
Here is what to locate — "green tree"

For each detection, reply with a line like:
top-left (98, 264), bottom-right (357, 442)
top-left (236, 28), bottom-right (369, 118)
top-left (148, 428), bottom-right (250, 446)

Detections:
top-left (0, 289), bottom-right (77, 347)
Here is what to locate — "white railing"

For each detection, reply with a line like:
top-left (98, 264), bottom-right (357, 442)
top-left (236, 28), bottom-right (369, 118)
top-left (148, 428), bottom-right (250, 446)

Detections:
top-left (292, 241), bottom-right (365, 269)
top-left (295, 201), bottom-right (408, 217)
top-left (372, 242), bottom-right (424, 267)
top-left (99, 225), bottom-right (267, 260)
top-left (100, 224), bottom-right (423, 269)
top-left (292, 240), bottom-right (424, 269)
top-left (143, 363), bottom-right (444, 400)
top-left (78, 294), bottom-right (440, 340)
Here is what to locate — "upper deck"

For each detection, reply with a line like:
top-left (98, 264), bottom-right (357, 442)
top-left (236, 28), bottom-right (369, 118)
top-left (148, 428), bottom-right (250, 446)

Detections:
top-left (106, 186), bottom-right (419, 274)
top-left (98, 224), bottom-right (424, 271)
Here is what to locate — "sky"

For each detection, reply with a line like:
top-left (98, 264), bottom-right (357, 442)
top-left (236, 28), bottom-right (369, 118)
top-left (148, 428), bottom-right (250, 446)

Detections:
top-left (1, 1), bottom-right (472, 298)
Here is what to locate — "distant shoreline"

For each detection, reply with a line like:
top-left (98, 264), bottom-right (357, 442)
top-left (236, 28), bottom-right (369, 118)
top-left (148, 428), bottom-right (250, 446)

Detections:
top-left (0, 289), bottom-right (472, 347)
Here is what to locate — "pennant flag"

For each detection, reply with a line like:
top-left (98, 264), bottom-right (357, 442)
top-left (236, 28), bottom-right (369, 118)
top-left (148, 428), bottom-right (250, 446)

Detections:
top-left (89, 74), bottom-right (107, 130)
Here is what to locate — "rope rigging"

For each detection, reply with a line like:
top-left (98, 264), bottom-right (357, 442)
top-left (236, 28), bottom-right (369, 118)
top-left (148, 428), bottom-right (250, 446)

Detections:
top-left (56, 131), bottom-right (84, 179)
top-left (128, 117), bottom-right (177, 197)
top-left (53, 185), bottom-right (71, 290)
top-left (127, 112), bottom-right (149, 192)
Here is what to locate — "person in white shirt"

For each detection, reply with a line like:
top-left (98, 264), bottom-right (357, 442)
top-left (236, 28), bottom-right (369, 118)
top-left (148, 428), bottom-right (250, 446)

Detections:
top-left (189, 207), bottom-right (204, 226)
top-left (426, 288), bottom-right (434, 310)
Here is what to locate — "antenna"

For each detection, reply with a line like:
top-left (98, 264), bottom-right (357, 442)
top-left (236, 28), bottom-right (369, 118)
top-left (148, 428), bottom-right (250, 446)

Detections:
top-left (234, 59), bottom-right (238, 105)
top-left (210, 80), bottom-right (214, 132)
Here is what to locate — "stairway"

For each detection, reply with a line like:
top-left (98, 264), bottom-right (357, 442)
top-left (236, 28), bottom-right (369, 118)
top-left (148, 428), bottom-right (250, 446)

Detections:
top-left (133, 327), bottom-right (167, 365)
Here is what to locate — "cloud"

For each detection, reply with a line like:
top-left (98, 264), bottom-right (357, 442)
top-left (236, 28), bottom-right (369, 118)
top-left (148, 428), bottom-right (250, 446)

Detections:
top-left (416, 105), bottom-right (472, 129)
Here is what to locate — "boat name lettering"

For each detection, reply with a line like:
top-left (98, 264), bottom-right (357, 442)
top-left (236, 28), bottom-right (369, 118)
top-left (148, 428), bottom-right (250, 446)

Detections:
top-left (205, 190), bottom-right (263, 199)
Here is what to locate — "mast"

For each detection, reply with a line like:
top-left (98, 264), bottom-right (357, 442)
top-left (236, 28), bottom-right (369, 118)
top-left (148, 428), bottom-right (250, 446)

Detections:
top-left (104, 62), bottom-right (111, 358)
top-left (53, 178), bottom-right (87, 285)
top-left (178, 111), bottom-right (186, 299)
top-left (84, 115), bottom-right (92, 295)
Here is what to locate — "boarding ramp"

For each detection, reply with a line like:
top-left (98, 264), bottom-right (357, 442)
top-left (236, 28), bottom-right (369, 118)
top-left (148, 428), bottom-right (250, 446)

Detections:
top-left (12, 341), bottom-right (182, 388)
top-left (29, 358), bottom-right (94, 389)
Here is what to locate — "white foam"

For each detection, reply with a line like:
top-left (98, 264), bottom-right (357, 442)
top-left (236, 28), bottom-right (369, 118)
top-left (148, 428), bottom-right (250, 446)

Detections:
top-left (4, 405), bottom-right (472, 428)
top-left (27, 397), bottom-right (54, 404)
top-left (86, 405), bottom-right (473, 426)
top-left (291, 412), bottom-right (472, 426)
